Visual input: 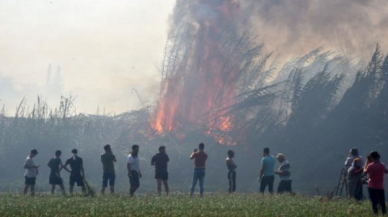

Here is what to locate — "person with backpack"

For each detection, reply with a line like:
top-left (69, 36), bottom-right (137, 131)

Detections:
top-left (63, 149), bottom-right (86, 194)
top-left (101, 144), bottom-right (117, 194)
top-left (151, 146), bottom-right (170, 196)
top-left (364, 151), bottom-right (388, 215)
top-left (48, 150), bottom-right (66, 194)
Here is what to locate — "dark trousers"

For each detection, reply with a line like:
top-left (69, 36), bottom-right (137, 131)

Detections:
top-left (277, 180), bottom-right (292, 193)
top-left (368, 188), bottom-right (387, 215)
top-left (228, 171), bottom-right (236, 193)
top-left (260, 175), bottom-right (274, 193)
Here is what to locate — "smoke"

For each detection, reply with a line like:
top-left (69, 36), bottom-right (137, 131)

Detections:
top-left (240, 0), bottom-right (388, 58)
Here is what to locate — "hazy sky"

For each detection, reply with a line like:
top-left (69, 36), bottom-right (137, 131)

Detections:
top-left (0, 0), bottom-right (175, 114)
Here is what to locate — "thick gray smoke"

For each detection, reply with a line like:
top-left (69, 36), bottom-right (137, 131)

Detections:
top-left (241, 0), bottom-right (388, 59)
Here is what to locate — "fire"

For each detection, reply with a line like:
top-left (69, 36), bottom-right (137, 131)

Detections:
top-left (151, 0), bottom-right (242, 145)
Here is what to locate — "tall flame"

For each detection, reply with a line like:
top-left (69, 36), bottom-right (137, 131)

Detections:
top-left (152, 0), bottom-right (241, 144)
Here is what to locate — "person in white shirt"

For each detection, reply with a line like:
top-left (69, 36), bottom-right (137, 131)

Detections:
top-left (23, 149), bottom-right (40, 195)
top-left (127, 144), bottom-right (142, 196)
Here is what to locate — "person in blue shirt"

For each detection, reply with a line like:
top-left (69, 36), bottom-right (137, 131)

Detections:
top-left (258, 147), bottom-right (275, 194)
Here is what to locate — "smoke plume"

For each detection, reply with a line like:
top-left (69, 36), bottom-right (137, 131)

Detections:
top-left (241, 0), bottom-right (388, 58)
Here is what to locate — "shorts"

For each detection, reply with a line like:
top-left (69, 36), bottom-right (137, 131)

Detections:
top-left (129, 171), bottom-right (140, 187)
top-left (49, 173), bottom-right (63, 185)
top-left (102, 173), bottom-right (116, 187)
top-left (155, 170), bottom-right (168, 181)
top-left (70, 174), bottom-right (84, 187)
top-left (25, 176), bottom-right (36, 185)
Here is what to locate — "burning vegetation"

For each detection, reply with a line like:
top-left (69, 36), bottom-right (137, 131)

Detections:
top-left (151, 0), bottom-right (273, 145)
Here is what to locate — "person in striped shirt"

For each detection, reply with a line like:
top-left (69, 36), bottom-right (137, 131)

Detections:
top-left (275, 153), bottom-right (292, 193)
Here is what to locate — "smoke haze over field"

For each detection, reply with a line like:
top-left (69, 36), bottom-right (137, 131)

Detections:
top-left (0, 0), bottom-right (175, 114)
top-left (1, 0), bottom-right (387, 114)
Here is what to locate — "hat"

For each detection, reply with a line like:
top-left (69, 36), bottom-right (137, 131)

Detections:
top-left (276, 153), bottom-right (285, 159)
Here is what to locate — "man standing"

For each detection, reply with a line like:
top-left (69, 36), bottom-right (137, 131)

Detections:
top-left (275, 153), bottom-right (292, 194)
top-left (151, 146), bottom-right (170, 196)
top-left (23, 149), bottom-right (39, 195)
top-left (190, 143), bottom-right (208, 197)
top-left (101, 144), bottom-right (116, 194)
top-left (226, 150), bottom-right (237, 193)
top-left (63, 149), bottom-right (86, 194)
top-left (127, 144), bottom-right (141, 197)
top-left (364, 151), bottom-right (388, 215)
top-left (48, 150), bottom-right (66, 194)
top-left (259, 147), bottom-right (275, 194)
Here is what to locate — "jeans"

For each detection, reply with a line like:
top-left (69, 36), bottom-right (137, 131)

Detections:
top-left (228, 171), bottom-right (236, 193)
top-left (260, 175), bottom-right (274, 193)
top-left (368, 188), bottom-right (387, 215)
top-left (190, 168), bottom-right (205, 196)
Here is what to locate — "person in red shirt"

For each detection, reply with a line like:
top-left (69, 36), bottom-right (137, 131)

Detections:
top-left (364, 151), bottom-right (388, 215)
top-left (190, 143), bottom-right (208, 197)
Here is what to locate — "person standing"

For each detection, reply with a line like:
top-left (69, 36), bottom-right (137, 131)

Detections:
top-left (226, 150), bottom-right (237, 193)
top-left (275, 153), bottom-right (292, 194)
top-left (48, 150), bottom-right (66, 194)
top-left (127, 144), bottom-right (142, 197)
top-left (23, 149), bottom-right (39, 195)
top-left (151, 146), bottom-right (170, 196)
top-left (190, 143), bottom-right (208, 197)
top-left (101, 144), bottom-right (117, 194)
top-left (347, 158), bottom-right (363, 201)
top-left (364, 151), bottom-right (388, 215)
top-left (63, 149), bottom-right (86, 194)
top-left (259, 147), bottom-right (275, 194)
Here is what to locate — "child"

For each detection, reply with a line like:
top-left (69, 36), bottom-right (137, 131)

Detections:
top-left (226, 150), bottom-right (237, 193)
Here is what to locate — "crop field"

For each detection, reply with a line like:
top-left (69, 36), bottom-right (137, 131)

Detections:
top-left (0, 193), bottom-right (376, 217)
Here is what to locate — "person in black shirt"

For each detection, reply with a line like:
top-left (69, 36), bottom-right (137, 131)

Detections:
top-left (151, 146), bottom-right (170, 196)
top-left (63, 149), bottom-right (86, 194)
top-left (101, 144), bottom-right (116, 195)
top-left (48, 150), bottom-right (66, 194)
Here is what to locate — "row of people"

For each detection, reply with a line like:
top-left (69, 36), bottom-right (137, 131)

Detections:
top-left (23, 143), bottom-right (292, 196)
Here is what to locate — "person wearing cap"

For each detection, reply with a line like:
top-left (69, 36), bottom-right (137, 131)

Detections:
top-left (63, 149), bottom-right (86, 194)
top-left (275, 153), bottom-right (292, 193)
top-left (347, 158), bottom-right (364, 200)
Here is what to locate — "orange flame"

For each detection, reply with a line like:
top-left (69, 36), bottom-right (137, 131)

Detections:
top-left (151, 0), bottom-right (241, 145)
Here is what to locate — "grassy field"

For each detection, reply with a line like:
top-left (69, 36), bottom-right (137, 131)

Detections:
top-left (0, 193), bottom-right (378, 217)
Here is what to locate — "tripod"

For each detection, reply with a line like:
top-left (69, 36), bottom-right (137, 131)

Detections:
top-left (327, 168), bottom-right (348, 199)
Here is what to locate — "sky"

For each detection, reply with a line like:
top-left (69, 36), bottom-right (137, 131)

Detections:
top-left (0, 0), bottom-right (175, 114)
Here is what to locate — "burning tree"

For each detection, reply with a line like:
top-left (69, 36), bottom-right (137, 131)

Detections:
top-left (151, 0), bottom-right (276, 145)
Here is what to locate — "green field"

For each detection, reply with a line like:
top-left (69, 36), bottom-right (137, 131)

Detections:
top-left (0, 193), bottom-right (377, 217)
